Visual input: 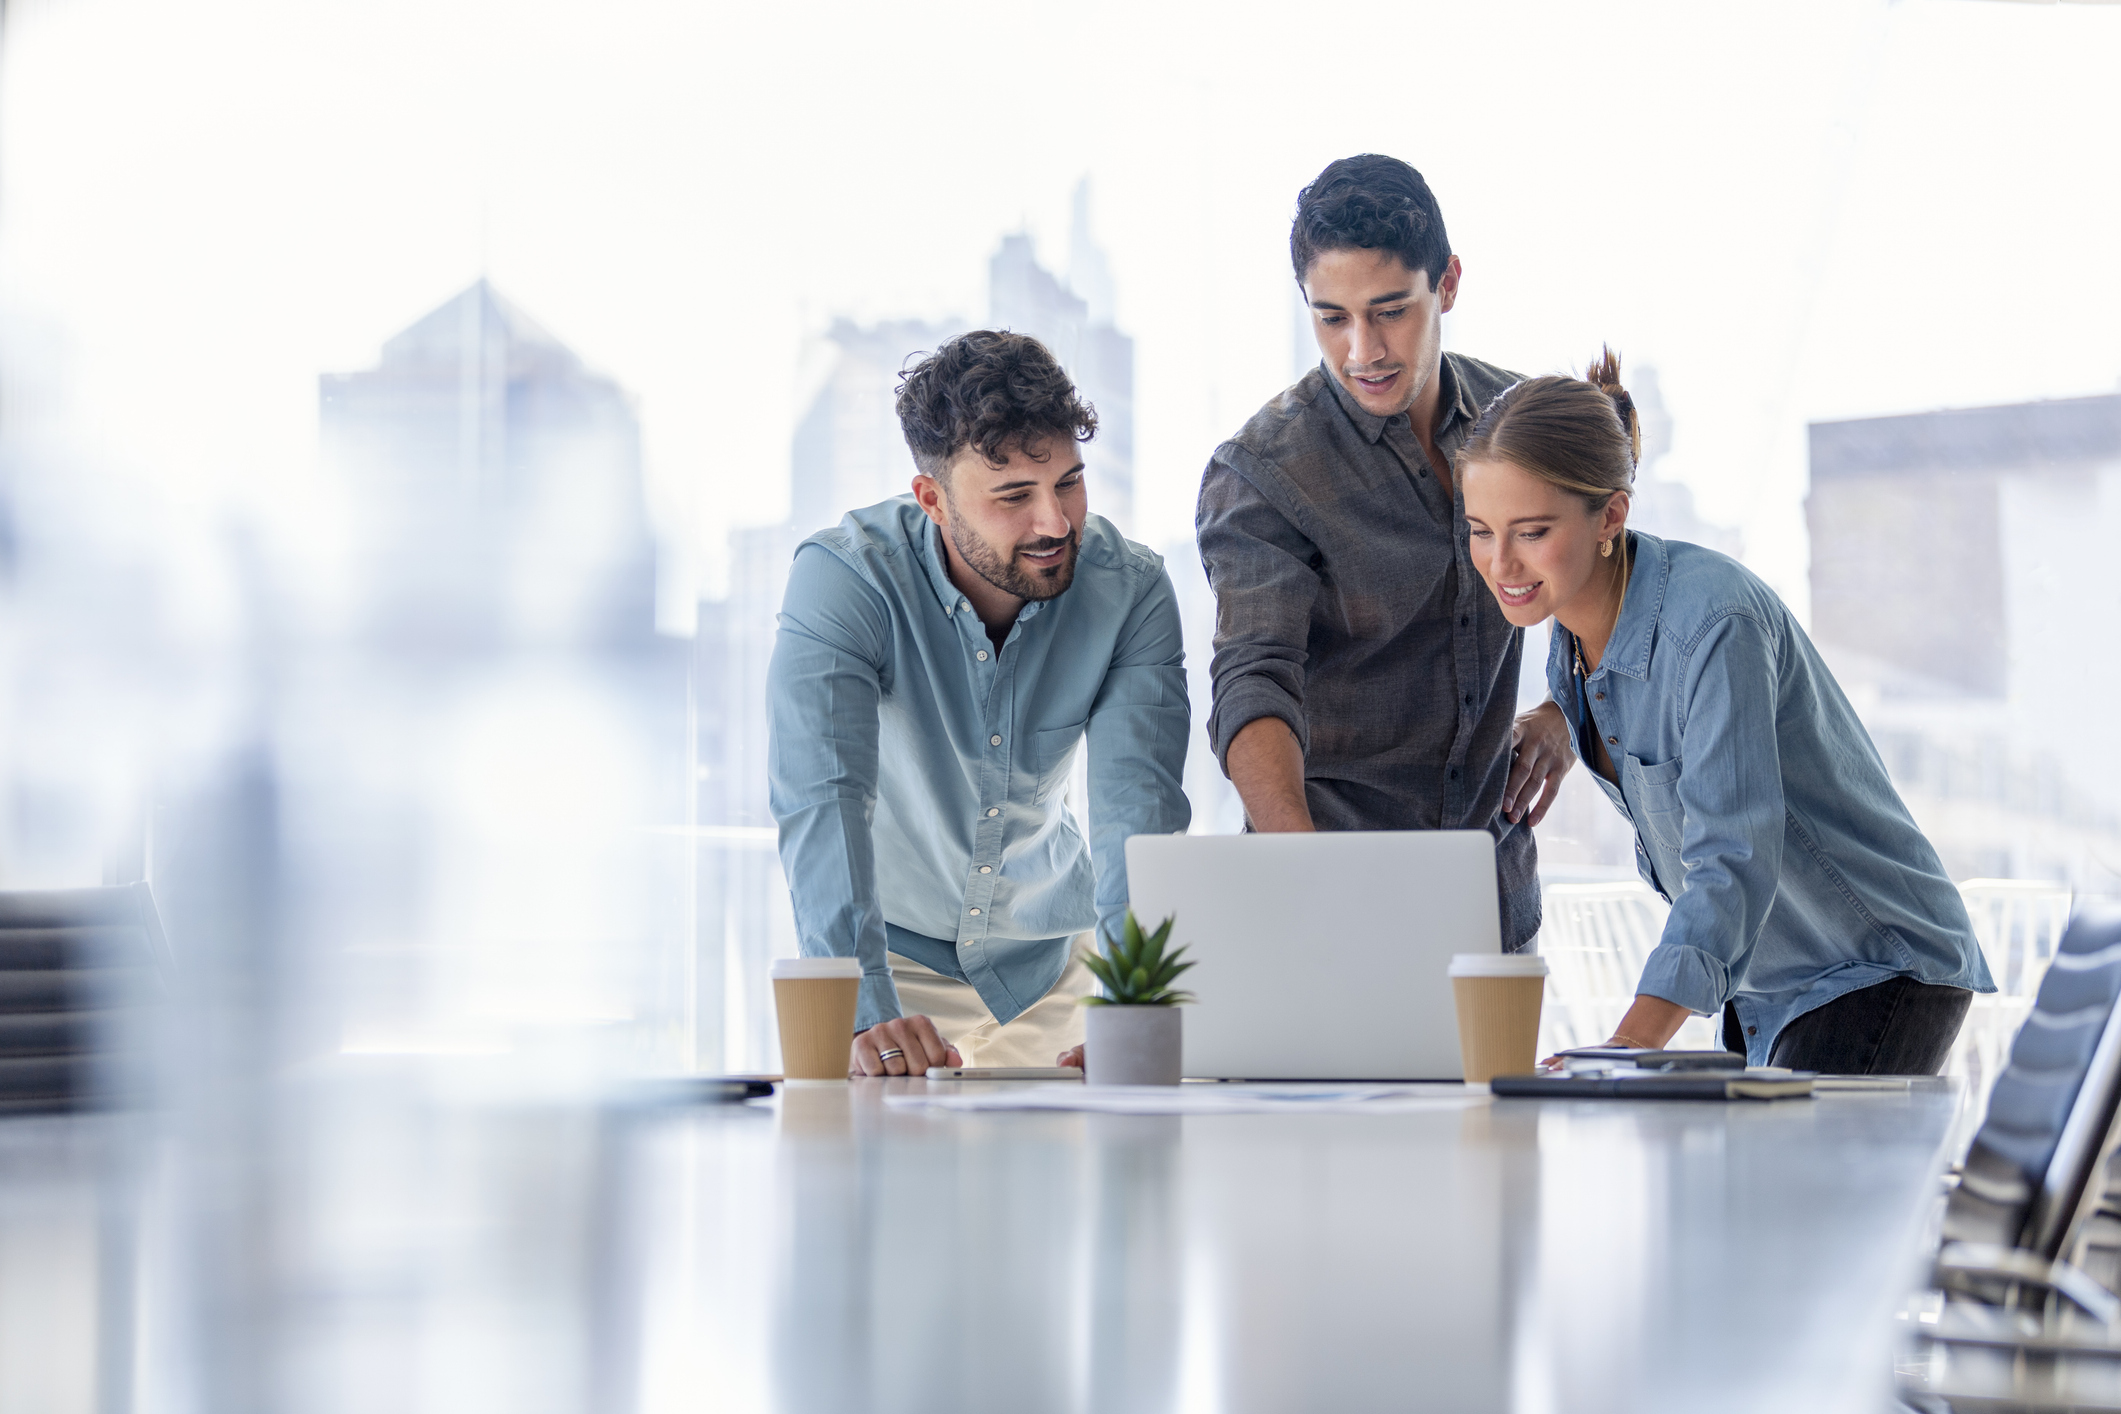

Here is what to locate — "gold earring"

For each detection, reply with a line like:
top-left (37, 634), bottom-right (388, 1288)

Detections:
top-left (1600, 538), bottom-right (1613, 559)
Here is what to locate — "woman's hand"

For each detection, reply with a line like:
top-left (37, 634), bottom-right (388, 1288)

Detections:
top-left (1539, 996), bottom-right (1696, 1069)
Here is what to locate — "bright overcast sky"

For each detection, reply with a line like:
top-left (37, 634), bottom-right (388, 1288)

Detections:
top-left (3, 0), bottom-right (2117, 615)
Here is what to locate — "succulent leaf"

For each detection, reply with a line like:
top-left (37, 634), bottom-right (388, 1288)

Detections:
top-left (1080, 910), bottom-right (1190, 1006)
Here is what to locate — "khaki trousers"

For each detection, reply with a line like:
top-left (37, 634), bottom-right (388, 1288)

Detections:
top-left (887, 933), bottom-right (1095, 1067)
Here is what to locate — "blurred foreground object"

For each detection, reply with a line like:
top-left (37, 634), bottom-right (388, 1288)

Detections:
top-left (0, 883), bottom-right (166, 1115)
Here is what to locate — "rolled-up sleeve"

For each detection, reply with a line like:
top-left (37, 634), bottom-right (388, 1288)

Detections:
top-left (767, 544), bottom-right (901, 1032)
top-left (1085, 564), bottom-right (1194, 948)
top-left (1634, 612), bottom-right (1787, 1016)
top-left (1195, 445), bottom-right (1322, 767)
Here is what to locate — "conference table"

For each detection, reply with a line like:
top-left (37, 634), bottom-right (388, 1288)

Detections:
top-left (626, 1076), bottom-right (1965, 1414)
top-left (0, 1073), bottom-right (1965, 1412)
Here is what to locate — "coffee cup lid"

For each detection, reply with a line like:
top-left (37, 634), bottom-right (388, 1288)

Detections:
top-left (771, 956), bottom-right (863, 980)
top-left (1448, 952), bottom-right (1548, 978)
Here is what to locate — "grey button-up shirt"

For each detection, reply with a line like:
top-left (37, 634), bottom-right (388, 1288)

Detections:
top-left (1196, 351), bottom-right (1540, 948)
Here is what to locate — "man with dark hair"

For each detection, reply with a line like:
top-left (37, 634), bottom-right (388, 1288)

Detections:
top-left (770, 330), bottom-right (1190, 1076)
top-left (1195, 154), bottom-right (1576, 953)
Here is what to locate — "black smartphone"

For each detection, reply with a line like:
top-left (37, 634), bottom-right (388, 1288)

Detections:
top-left (626, 1077), bottom-right (778, 1107)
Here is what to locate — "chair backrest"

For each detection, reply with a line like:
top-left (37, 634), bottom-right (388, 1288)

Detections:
top-left (0, 882), bottom-right (170, 1115)
top-left (1944, 898), bottom-right (2121, 1258)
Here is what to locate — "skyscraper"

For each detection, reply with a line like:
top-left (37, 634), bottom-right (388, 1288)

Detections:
top-left (318, 280), bottom-right (690, 1064)
top-left (788, 317), bottom-right (968, 536)
top-left (1807, 391), bottom-right (2121, 882)
top-left (320, 278), bottom-right (659, 649)
top-left (988, 181), bottom-right (1135, 532)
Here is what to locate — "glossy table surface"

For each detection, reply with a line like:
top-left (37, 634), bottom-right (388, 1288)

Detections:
top-left (0, 1075), bottom-right (1964, 1413)
top-left (629, 1077), bottom-right (1962, 1414)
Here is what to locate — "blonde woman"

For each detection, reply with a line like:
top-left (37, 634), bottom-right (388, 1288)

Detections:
top-left (1458, 351), bottom-right (1992, 1073)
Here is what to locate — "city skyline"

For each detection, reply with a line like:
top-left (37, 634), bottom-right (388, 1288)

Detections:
top-left (11, 1), bottom-right (2118, 635)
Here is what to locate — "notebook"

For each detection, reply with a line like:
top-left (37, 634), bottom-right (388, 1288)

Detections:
top-left (1489, 1070), bottom-right (1815, 1101)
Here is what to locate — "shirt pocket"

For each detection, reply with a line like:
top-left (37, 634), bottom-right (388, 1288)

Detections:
top-left (1626, 754), bottom-right (1686, 854)
top-left (1034, 721), bottom-right (1087, 804)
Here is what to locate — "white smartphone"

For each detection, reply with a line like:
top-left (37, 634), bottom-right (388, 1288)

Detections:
top-left (924, 1066), bottom-right (1083, 1080)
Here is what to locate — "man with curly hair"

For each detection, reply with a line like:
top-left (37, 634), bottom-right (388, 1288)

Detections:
top-left (1196, 154), bottom-right (1578, 954)
top-left (769, 330), bottom-right (1191, 1077)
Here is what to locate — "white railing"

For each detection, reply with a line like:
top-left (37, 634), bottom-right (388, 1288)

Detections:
top-left (1536, 880), bottom-right (1718, 1053)
top-left (1534, 876), bottom-right (2070, 1075)
top-left (1948, 879), bottom-right (2073, 1119)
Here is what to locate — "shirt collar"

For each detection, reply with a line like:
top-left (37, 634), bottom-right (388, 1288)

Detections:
top-left (1443, 353), bottom-right (1483, 427)
top-left (914, 513), bottom-right (1048, 626)
top-left (1591, 530), bottom-right (1668, 682)
top-left (916, 516), bottom-right (966, 613)
top-left (1319, 351), bottom-right (1475, 447)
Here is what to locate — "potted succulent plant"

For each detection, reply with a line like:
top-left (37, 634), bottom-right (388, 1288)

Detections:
top-left (1080, 911), bottom-right (1194, 1086)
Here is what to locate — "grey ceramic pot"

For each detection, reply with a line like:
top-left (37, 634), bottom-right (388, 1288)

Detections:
top-left (1083, 1005), bottom-right (1183, 1086)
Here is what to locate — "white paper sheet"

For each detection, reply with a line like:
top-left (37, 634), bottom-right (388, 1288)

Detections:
top-left (882, 1083), bottom-right (1485, 1116)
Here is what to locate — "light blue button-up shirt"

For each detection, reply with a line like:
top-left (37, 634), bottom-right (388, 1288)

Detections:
top-left (768, 496), bottom-right (1192, 1033)
top-left (1551, 531), bottom-right (1993, 1063)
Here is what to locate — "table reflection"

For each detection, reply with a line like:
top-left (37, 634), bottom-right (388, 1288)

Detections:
top-left (0, 1075), bottom-right (1959, 1413)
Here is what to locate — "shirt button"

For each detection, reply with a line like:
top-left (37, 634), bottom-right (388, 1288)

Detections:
top-left (1460, 616), bottom-right (1468, 626)
top-left (969, 907), bottom-right (981, 916)
top-left (1747, 1026), bottom-right (1758, 1037)
top-left (1595, 692), bottom-right (1606, 700)
top-left (1463, 694), bottom-right (1472, 706)
top-left (990, 734), bottom-right (1002, 746)
top-left (1607, 736), bottom-right (1619, 745)
top-left (979, 865), bottom-right (992, 874)
top-left (976, 650), bottom-right (989, 661)
top-left (986, 807), bottom-right (999, 817)
top-left (960, 600), bottom-right (970, 610)
top-left (1450, 768), bottom-right (1459, 780)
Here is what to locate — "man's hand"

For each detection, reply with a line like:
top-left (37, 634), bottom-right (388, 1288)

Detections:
top-left (1227, 716), bottom-right (1314, 832)
top-left (1505, 701), bottom-right (1575, 826)
top-left (850, 1015), bottom-right (961, 1078)
top-left (1057, 1044), bottom-right (1084, 1070)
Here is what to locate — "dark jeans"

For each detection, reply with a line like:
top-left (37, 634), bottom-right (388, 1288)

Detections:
top-left (1721, 975), bottom-right (1973, 1075)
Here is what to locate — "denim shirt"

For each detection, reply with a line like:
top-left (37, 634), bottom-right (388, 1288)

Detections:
top-left (768, 497), bottom-right (1192, 1033)
top-left (1550, 532), bottom-right (1992, 1063)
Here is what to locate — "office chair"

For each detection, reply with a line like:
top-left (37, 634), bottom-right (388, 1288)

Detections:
top-left (0, 882), bottom-right (170, 1116)
top-left (1903, 899), bottom-right (2121, 1411)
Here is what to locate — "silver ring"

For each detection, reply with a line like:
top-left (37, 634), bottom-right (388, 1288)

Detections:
top-left (877, 1048), bottom-right (904, 1063)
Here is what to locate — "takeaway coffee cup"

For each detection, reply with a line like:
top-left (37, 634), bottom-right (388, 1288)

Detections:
top-left (1448, 953), bottom-right (1549, 1084)
top-left (772, 957), bottom-right (863, 1082)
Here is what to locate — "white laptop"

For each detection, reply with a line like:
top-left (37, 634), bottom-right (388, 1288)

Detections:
top-left (1123, 831), bottom-right (1503, 1081)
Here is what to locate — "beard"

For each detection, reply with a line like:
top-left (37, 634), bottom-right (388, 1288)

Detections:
top-left (950, 520), bottom-right (1080, 602)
